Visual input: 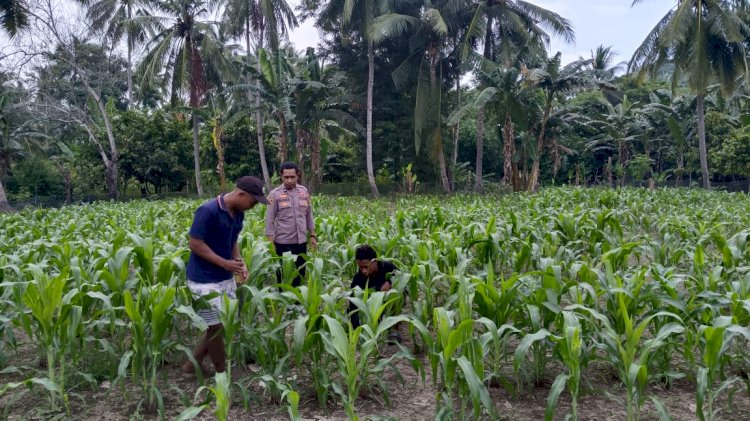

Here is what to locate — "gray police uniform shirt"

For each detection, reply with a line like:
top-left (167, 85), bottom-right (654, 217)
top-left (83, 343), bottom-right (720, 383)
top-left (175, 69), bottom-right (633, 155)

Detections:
top-left (264, 184), bottom-right (314, 245)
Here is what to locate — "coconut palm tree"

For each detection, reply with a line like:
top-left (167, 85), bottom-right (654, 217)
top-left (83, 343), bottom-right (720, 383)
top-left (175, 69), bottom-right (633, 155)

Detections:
top-left (584, 45), bottom-right (626, 81)
top-left (630, 0), bottom-right (750, 189)
top-left (77, 0), bottom-right (155, 104)
top-left (137, 0), bottom-right (236, 197)
top-left (220, 0), bottom-right (297, 188)
top-left (0, 0), bottom-right (29, 37)
top-left (371, 0), bottom-right (476, 193)
top-left (524, 52), bottom-right (610, 192)
top-left (318, 0), bottom-right (387, 196)
top-left (235, 46), bottom-right (296, 164)
top-left (462, 0), bottom-right (574, 191)
top-left (448, 54), bottom-right (533, 189)
top-left (293, 48), bottom-right (363, 190)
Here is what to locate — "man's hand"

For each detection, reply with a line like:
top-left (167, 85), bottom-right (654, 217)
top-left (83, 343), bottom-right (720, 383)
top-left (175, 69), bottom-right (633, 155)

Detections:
top-left (224, 258), bottom-right (245, 274)
top-left (380, 281), bottom-right (392, 292)
top-left (240, 262), bottom-right (249, 280)
top-left (309, 236), bottom-right (318, 251)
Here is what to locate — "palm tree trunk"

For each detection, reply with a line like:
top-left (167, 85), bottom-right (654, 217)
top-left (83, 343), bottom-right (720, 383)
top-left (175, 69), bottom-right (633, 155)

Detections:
top-left (56, 164), bottom-right (73, 204)
top-left (474, 107), bottom-right (484, 192)
top-left (696, 94), bottom-right (710, 189)
top-left (502, 112), bottom-right (515, 187)
top-left (296, 127), bottom-right (306, 173)
top-left (0, 178), bottom-right (12, 212)
top-left (214, 119), bottom-right (226, 193)
top-left (252, 20), bottom-right (271, 190)
top-left (192, 112), bottom-right (204, 197)
top-left (473, 15), bottom-right (493, 193)
top-left (436, 135), bottom-right (450, 193)
top-left (529, 104), bottom-right (551, 192)
top-left (451, 76), bottom-right (460, 191)
top-left (311, 126), bottom-right (322, 191)
top-left (277, 111), bottom-right (289, 163)
top-left (217, 145), bottom-right (226, 193)
top-left (256, 106), bottom-right (270, 187)
top-left (366, 42), bottom-right (379, 197)
top-left (126, 3), bottom-right (133, 104)
top-left (617, 139), bottom-right (628, 187)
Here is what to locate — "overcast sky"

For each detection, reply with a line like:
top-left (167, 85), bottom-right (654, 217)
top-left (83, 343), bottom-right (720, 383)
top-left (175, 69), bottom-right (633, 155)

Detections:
top-left (288, 0), bottom-right (676, 65)
top-left (2, 1), bottom-right (676, 74)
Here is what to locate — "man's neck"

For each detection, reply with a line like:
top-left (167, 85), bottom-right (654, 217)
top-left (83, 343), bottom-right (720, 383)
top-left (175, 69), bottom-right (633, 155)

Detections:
top-left (221, 192), bottom-right (238, 216)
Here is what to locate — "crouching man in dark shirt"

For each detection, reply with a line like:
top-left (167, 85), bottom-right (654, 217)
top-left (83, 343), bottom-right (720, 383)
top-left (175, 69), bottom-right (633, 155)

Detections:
top-left (348, 245), bottom-right (398, 330)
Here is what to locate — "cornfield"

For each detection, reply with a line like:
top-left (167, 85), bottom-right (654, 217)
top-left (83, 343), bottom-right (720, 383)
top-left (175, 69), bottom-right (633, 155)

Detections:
top-left (1, 187), bottom-right (750, 420)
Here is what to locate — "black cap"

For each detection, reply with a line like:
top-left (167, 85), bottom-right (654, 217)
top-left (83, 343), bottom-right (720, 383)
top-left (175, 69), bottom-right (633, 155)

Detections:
top-left (236, 176), bottom-right (269, 205)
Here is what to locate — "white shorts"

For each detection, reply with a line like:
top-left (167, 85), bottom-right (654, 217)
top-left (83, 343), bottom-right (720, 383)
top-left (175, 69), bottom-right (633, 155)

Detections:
top-left (187, 278), bottom-right (236, 326)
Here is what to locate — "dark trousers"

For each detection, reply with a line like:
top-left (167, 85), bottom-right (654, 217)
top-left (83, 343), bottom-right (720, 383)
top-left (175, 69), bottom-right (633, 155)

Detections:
top-left (274, 242), bottom-right (307, 287)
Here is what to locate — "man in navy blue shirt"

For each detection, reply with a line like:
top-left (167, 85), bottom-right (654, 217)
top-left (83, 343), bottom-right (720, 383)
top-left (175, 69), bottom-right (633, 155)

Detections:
top-left (182, 176), bottom-right (268, 376)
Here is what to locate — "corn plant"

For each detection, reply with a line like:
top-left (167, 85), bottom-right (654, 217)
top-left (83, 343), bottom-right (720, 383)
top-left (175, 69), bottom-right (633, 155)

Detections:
top-left (412, 307), bottom-right (495, 418)
top-left (18, 266), bottom-right (82, 412)
top-left (569, 302), bottom-right (683, 421)
top-left (234, 285), bottom-right (295, 407)
top-left (218, 295), bottom-right (240, 379)
top-left (290, 258), bottom-right (334, 408)
top-left (175, 371), bottom-right (232, 421)
top-left (695, 316), bottom-right (750, 421)
top-left (240, 238), bottom-right (275, 288)
top-left (546, 311), bottom-right (584, 421)
top-left (348, 290), bottom-right (419, 404)
top-left (319, 315), bottom-right (362, 420)
top-left (118, 284), bottom-right (177, 414)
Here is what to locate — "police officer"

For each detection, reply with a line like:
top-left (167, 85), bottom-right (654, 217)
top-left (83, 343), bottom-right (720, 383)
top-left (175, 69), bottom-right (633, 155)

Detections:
top-left (265, 162), bottom-right (317, 287)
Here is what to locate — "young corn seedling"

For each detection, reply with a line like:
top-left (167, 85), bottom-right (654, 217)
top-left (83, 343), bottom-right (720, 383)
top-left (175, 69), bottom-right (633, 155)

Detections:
top-left (219, 295), bottom-right (240, 379)
top-left (695, 316), bottom-right (750, 421)
top-left (545, 311), bottom-right (584, 421)
top-left (119, 284), bottom-right (177, 414)
top-left (241, 238), bottom-right (275, 288)
top-left (175, 371), bottom-right (233, 421)
top-left (290, 259), bottom-right (333, 409)
top-left (19, 267), bottom-right (82, 413)
top-left (349, 290), bottom-right (419, 401)
top-left (411, 307), bottom-right (495, 419)
top-left (320, 315), bottom-right (363, 420)
top-left (568, 301), bottom-right (683, 421)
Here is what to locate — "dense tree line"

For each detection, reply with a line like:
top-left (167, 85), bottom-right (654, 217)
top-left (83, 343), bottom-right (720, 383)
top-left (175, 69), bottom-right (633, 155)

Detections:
top-left (1, 0), bottom-right (750, 208)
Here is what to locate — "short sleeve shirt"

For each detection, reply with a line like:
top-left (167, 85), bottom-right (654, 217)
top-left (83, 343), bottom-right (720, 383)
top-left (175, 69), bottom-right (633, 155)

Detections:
top-left (264, 184), bottom-right (314, 245)
top-left (351, 261), bottom-right (398, 292)
top-left (186, 195), bottom-right (245, 283)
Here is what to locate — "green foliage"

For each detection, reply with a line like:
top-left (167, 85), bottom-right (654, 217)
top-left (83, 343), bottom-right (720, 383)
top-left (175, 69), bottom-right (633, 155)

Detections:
top-left (711, 125), bottom-right (750, 181)
top-left (116, 109), bottom-right (194, 193)
top-left (6, 157), bottom-right (65, 199)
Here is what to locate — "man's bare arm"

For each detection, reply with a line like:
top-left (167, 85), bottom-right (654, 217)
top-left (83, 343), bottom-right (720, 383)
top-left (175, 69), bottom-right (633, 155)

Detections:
top-left (189, 237), bottom-right (243, 273)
